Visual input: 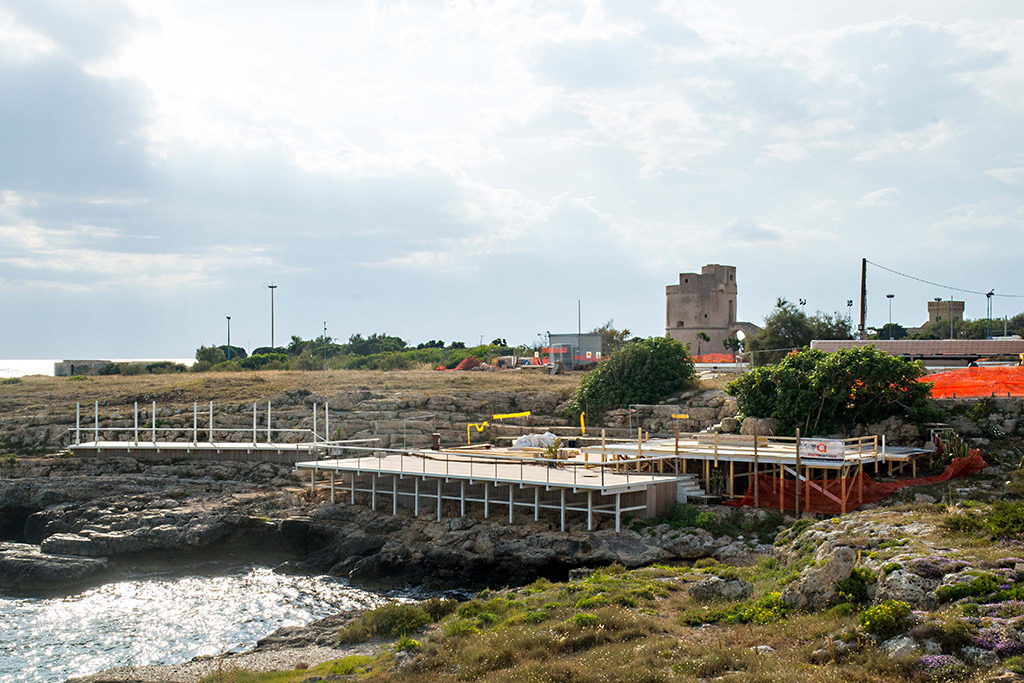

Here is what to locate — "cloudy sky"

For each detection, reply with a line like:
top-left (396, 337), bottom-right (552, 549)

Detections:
top-left (1, 0), bottom-right (1022, 358)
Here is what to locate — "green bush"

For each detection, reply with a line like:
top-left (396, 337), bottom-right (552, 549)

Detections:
top-left (986, 501), bottom-right (1024, 538)
top-left (337, 602), bottom-right (431, 643)
top-left (727, 346), bottom-right (933, 436)
top-left (563, 337), bottom-right (695, 419)
top-left (568, 613), bottom-right (599, 628)
top-left (420, 596), bottom-right (458, 621)
top-left (859, 600), bottom-right (911, 639)
top-left (835, 567), bottom-right (877, 605)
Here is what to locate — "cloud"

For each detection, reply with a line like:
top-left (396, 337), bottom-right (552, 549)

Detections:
top-left (857, 187), bottom-right (901, 207)
top-left (985, 167), bottom-right (1024, 187)
top-left (724, 218), bottom-right (782, 243)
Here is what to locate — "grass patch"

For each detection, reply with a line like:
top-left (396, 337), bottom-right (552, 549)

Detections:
top-left (200, 655), bottom-right (372, 682)
top-left (337, 602), bottom-right (432, 643)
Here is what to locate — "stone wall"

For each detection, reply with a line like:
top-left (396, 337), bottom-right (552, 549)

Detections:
top-left (0, 386), bottom-right (743, 455)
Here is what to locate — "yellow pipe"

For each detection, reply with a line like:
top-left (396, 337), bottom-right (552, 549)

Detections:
top-left (492, 411), bottom-right (531, 420)
top-left (467, 421), bottom-right (489, 445)
top-left (580, 412), bottom-right (586, 436)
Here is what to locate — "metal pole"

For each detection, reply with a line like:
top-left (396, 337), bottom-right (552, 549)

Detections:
top-left (268, 284), bottom-right (277, 348)
top-left (75, 402), bottom-right (80, 445)
top-left (152, 401), bottom-right (156, 442)
top-left (226, 316), bottom-right (231, 360)
top-left (313, 403), bottom-right (317, 443)
top-left (859, 257), bottom-right (867, 340)
top-left (193, 402), bottom-right (197, 443)
top-left (325, 402), bottom-right (329, 442)
top-left (94, 401), bottom-right (99, 443)
top-left (253, 402), bottom-right (257, 444)
top-left (134, 402), bottom-right (139, 444)
top-left (267, 400), bottom-right (272, 442)
top-left (209, 401), bottom-right (214, 442)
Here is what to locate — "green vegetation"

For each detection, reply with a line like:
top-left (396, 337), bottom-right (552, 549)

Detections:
top-left (192, 333), bottom-right (531, 373)
top-left (944, 500), bottom-right (1024, 539)
top-left (337, 601), bottom-right (435, 643)
top-left (200, 655), bottom-right (372, 682)
top-left (727, 346), bottom-right (933, 436)
top-left (564, 336), bottom-right (696, 419)
top-left (859, 600), bottom-right (912, 638)
top-left (744, 298), bottom-right (853, 365)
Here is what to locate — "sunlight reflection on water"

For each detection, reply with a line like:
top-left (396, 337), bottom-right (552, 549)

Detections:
top-left (0, 567), bottom-right (391, 683)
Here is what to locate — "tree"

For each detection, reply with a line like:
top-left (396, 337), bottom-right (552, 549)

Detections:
top-left (745, 299), bottom-right (853, 365)
top-left (195, 345), bottom-right (226, 365)
top-left (727, 346), bottom-right (933, 436)
top-left (564, 337), bottom-right (696, 419)
top-left (695, 332), bottom-right (711, 357)
top-left (722, 338), bottom-right (742, 354)
top-left (870, 323), bottom-right (907, 340)
top-left (490, 338), bottom-right (507, 347)
top-left (591, 320), bottom-right (632, 355)
top-left (346, 333), bottom-right (406, 356)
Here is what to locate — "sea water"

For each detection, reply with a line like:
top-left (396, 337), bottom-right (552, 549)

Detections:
top-left (0, 566), bottom-right (396, 683)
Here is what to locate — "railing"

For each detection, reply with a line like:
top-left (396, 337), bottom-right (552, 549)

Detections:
top-left (302, 443), bottom-right (689, 489)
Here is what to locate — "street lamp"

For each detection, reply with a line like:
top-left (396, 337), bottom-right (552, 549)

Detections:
top-left (323, 321), bottom-right (328, 371)
top-left (846, 299), bottom-right (853, 326)
top-left (268, 284), bottom-right (277, 349)
top-left (987, 290), bottom-right (995, 339)
top-left (798, 298), bottom-right (806, 313)
top-left (886, 294), bottom-right (895, 339)
top-left (226, 316), bottom-right (231, 361)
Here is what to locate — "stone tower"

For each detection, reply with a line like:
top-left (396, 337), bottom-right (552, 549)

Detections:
top-left (666, 264), bottom-right (758, 356)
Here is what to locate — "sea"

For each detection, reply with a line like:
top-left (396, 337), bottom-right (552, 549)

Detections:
top-left (0, 359), bottom-right (195, 379)
top-left (0, 565), bottom-right (402, 683)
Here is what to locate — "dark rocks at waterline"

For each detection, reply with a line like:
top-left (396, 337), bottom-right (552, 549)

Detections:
top-left (0, 543), bottom-right (111, 591)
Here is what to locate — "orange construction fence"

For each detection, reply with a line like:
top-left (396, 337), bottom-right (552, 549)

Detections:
top-left (921, 366), bottom-right (1024, 399)
top-left (694, 353), bottom-right (737, 363)
top-left (727, 451), bottom-right (987, 515)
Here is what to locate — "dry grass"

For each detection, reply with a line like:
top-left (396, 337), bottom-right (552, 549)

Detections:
top-left (0, 369), bottom-right (583, 417)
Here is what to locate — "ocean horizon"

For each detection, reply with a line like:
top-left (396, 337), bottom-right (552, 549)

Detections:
top-left (0, 358), bottom-right (195, 379)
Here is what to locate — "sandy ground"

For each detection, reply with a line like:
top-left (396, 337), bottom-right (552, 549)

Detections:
top-left (67, 643), bottom-right (377, 683)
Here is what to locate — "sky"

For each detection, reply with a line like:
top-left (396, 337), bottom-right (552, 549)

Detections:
top-left (1, 0), bottom-right (1022, 358)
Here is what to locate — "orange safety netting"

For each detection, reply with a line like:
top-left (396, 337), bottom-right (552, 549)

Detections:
top-left (726, 451), bottom-right (987, 514)
top-left (694, 353), bottom-right (737, 363)
top-left (921, 366), bottom-right (1024, 398)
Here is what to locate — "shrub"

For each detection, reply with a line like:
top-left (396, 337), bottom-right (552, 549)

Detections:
top-left (420, 596), bottom-right (457, 621)
top-left (568, 613), bottom-right (599, 628)
top-left (666, 503), bottom-right (699, 527)
top-left (442, 619), bottom-right (479, 637)
top-left (835, 567), bottom-right (877, 605)
top-left (860, 600), bottom-right (911, 639)
top-left (563, 337), bottom-right (695, 419)
top-left (337, 602), bottom-right (431, 643)
top-left (918, 655), bottom-right (969, 682)
top-left (394, 635), bottom-right (421, 652)
top-left (935, 574), bottom-right (998, 603)
top-left (987, 501), bottom-right (1024, 539)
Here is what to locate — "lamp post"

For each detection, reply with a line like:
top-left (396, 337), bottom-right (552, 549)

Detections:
top-left (987, 290), bottom-right (995, 339)
top-left (268, 284), bottom-right (277, 349)
top-left (323, 321), bottom-right (328, 371)
top-left (846, 299), bottom-right (853, 327)
top-left (799, 298), bottom-right (806, 313)
top-left (886, 294), bottom-right (895, 339)
top-left (226, 316), bottom-right (231, 361)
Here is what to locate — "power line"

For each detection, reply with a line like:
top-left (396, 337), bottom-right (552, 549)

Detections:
top-left (866, 260), bottom-right (1024, 299)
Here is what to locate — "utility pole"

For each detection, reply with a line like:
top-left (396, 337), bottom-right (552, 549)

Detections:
top-left (268, 284), bottom-right (277, 349)
top-left (323, 321), bottom-right (328, 371)
top-left (987, 290), bottom-right (995, 339)
top-left (226, 316), bottom-right (231, 360)
top-left (859, 258), bottom-right (867, 340)
top-left (886, 294), bottom-right (894, 339)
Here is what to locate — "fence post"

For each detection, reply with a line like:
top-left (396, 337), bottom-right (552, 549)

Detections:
top-left (152, 401), bottom-right (156, 443)
top-left (94, 401), bottom-right (99, 444)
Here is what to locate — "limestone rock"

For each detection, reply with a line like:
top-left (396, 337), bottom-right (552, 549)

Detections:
top-left (0, 542), bottom-right (110, 591)
top-left (781, 546), bottom-right (856, 611)
top-left (740, 417), bottom-right (778, 436)
top-left (688, 576), bottom-right (754, 602)
top-left (876, 570), bottom-right (938, 609)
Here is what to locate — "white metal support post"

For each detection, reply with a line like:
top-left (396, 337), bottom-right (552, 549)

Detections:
top-left (134, 402), bottom-right (139, 444)
top-left (94, 401), bottom-right (99, 444)
top-left (329, 471), bottom-right (335, 503)
top-left (460, 481), bottom-right (466, 516)
top-left (371, 475), bottom-right (377, 511)
top-left (350, 472), bottom-right (355, 504)
top-left (151, 401), bottom-right (156, 443)
top-left (437, 479), bottom-right (442, 521)
top-left (209, 401), bottom-right (214, 442)
top-left (534, 487), bottom-right (540, 521)
top-left (393, 476), bottom-right (398, 516)
top-left (560, 489), bottom-right (566, 531)
top-left (253, 403), bottom-right (257, 444)
top-left (587, 490), bottom-right (593, 530)
top-left (325, 402), bottom-right (329, 442)
top-left (267, 401), bottom-right (272, 442)
top-left (508, 485), bottom-right (514, 523)
top-left (414, 478), bottom-right (420, 516)
top-left (615, 493), bottom-right (621, 532)
top-left (313, 403), bottom-right (317, 443)
top-left (484, 484), bottom-right (489, 518)
top-left (192, 403), bottom-right (197, 443)
top-left (75, 403), bottom-right (80, 445)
